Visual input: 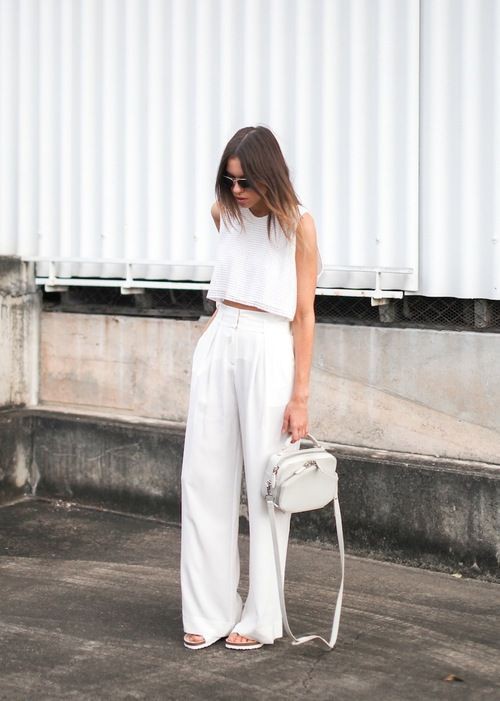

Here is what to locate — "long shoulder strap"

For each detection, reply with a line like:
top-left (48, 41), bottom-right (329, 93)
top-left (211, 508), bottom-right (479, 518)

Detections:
top-left (266, 496), bottom-right (345, 650)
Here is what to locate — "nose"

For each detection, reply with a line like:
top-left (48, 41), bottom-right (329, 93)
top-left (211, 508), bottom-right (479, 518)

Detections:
top-left (232, 181), bottom-right (243, 194)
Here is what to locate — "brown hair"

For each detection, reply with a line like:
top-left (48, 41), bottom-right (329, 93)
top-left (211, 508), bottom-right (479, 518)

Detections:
top-left (215, 126), bottom-right (302, 239)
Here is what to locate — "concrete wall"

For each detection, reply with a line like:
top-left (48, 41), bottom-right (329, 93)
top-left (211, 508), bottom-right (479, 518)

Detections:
top-left (0, 257), bottom-right (40, 496)
top-left (2, 261), bottom-right (497, 566)
top-left (40, 311), bottom-right (500, 465)
top-left (15, 407), bottom-right (496, 572)
top-left (311, 324), bottom-right (500, 464)
top-left (0, 257), bottom-right (40, 409)
top-left (1, 299), bottom-right (497, 569)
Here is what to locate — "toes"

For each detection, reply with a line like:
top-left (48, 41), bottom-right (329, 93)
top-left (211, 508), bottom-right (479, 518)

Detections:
top-left (185, 634), bottom-right (205, 644)
top-left (227, 632), bottom-right (258, 644)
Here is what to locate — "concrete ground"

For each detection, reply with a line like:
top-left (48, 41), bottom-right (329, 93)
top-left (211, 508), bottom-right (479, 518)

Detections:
top-left (0, 498), bottom-right (498, 701)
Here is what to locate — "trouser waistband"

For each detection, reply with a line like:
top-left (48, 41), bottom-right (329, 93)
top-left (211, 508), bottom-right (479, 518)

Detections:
top-left (216, 303), bottom-right (291, 331)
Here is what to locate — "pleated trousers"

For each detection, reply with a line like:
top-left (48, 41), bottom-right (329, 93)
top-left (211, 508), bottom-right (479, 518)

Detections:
top-left (180, 302), bottom-right (296, 645)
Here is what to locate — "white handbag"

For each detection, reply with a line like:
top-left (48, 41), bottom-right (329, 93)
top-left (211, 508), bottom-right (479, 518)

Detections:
top-left (263, 433), bottom-right (345, 650)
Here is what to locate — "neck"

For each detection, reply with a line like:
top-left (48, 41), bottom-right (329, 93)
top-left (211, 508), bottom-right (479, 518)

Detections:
top-left (249, 202), bottom-right (270, 217)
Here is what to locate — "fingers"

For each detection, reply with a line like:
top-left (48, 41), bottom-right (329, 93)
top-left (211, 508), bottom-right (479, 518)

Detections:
top-left (281, 413), bottom-right (289, 434)
top-left (290, 423), bottom-right (308, 443)
top-left (282, 403), bottom-right (308, 442)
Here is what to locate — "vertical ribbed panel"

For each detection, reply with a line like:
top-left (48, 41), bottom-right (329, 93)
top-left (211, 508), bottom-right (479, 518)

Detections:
top-left (419, 0), bottom-right (500, 298)
top-left (0, 0), bottom-right (18, 254)
top-left (1, 1), bottom-right (419, 291)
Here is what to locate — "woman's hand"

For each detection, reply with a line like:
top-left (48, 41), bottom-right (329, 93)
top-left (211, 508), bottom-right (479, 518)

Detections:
top-left (282, 396), bottom-right (309, 443)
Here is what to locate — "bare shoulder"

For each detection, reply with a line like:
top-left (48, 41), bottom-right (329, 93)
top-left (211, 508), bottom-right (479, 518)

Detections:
top-left (211, 201), bottom-right (221, 232)
top-left (296, 211), bottom-right (317, 251)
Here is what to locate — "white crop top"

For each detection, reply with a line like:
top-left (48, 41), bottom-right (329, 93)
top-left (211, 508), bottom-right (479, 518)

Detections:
top-left (207, 204), bottom-right (322, 321)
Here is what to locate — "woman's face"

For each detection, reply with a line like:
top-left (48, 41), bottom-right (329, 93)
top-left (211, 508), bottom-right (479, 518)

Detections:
top-left (225, 156), bottom-right (267, 212)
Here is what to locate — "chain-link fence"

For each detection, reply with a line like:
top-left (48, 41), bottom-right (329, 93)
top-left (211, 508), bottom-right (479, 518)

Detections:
top-left (42, 286), bottom-right (500, 331)
top-left (316, 295), bottom-right (500, 330)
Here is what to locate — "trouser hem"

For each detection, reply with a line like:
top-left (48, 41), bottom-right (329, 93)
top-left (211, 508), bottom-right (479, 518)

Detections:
top-left (230, 621), bottom-right (284, 645)
top-left (183, 616), bottom-right (238, 639)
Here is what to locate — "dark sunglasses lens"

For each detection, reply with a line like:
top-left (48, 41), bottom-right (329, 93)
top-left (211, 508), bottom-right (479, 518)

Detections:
top-left (223, 175), bottom-right (251, 189)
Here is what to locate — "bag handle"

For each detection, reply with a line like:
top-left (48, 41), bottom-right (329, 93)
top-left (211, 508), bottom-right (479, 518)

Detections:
top-left (266, 495), bottom-right (345, 650)
top-left (277, 433), bottom-right (322, 456)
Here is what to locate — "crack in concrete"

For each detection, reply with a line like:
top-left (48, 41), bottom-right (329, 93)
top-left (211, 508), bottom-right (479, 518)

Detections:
top-left (35, 441), bottom-right (142, 462)
top-left (301, 650), bottom-right (331, 693)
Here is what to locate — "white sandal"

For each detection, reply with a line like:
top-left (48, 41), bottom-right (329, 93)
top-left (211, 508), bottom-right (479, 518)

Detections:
top-left (225, 633), bottom-right (264, 650)
top-left (183, 633), bottom-right (220, 650)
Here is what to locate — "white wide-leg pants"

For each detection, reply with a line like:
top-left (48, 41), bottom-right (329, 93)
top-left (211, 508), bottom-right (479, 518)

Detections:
top-left (180, 302), bottom-right (296, 645)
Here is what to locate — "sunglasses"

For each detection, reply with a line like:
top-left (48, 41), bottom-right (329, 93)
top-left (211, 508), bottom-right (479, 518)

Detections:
top-left (222, 174), bottom-right (253, 190)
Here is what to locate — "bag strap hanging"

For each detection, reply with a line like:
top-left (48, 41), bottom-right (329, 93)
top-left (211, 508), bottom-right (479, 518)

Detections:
top-left (266, 495), bottom-right (345, 650)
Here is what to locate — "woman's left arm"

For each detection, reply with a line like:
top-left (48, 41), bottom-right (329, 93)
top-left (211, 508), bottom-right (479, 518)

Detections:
top-left (281, 212), bottom-right (318, 443)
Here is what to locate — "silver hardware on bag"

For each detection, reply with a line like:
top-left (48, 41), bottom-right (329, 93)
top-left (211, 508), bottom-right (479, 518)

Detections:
top-left (262, 432), bottom-right (345, 650)
top-left (303, 459), bottom-right (319, 468)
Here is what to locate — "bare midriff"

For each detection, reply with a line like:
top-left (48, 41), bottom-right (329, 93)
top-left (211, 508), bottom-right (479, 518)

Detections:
top-left (222, 299), bottom-right (265, 312)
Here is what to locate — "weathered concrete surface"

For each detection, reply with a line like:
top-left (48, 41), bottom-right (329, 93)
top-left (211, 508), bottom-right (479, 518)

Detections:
top-left (0, 498), bottom-right (498, 701)
top-left (0, 409), bottom-right (37, 498)
top-left (30, 408), bottom-right (185, 516)
top-left (311, 324), bottom-right (500, 464)
top-left (2, 406), bottom-right (497, 572)
top-left (40, 311), bottom-right (199, 422)
top-left (40, 311), bottom-right (500, 463)
top-left (0, 257), bottom-right (39, 409)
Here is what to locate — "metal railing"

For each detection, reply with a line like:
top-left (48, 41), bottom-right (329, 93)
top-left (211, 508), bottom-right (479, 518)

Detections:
top-left (23, 257), bottom-right (414, 303)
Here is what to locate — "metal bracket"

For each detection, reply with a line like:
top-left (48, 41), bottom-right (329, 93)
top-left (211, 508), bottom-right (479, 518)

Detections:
top-left (44, 284), bottom-right (69, 292)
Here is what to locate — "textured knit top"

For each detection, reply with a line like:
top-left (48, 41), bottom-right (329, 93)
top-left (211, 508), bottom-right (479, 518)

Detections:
top-left (207, 204), bottom-right (322, 321)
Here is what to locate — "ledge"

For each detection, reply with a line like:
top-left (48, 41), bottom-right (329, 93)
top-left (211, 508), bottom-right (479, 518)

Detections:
top-left (1, 406), bottom-right (498, 576)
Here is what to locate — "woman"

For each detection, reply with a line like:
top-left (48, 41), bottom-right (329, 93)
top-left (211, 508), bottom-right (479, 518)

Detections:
top-left (181, 126), bottom-right (321, 650)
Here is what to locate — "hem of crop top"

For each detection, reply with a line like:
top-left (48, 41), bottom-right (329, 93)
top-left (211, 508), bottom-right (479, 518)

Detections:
top-left (207, 293), bottom-right (295, 321)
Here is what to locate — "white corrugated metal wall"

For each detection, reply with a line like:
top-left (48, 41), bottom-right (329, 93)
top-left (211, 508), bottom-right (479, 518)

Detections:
top-left (0, 0), bottom-right (498, 299)
top-left (419, 0), bottom-right (500, 298)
